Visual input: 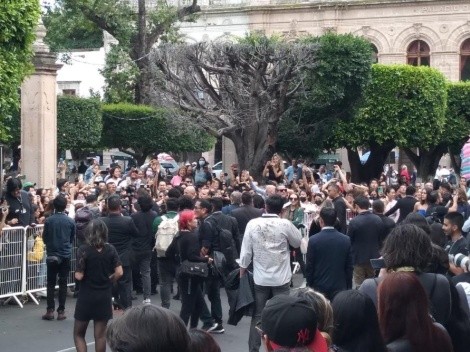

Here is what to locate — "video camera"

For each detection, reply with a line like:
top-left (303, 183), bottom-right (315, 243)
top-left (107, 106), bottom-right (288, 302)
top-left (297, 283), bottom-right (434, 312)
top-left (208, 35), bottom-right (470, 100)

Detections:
top-left (449, 253), bottom-right (470, 272)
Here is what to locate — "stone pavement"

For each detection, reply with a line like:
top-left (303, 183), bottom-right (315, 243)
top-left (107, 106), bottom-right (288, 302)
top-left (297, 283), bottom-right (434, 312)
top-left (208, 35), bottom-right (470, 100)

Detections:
top-left (0, 274), bottom-right (303, 352)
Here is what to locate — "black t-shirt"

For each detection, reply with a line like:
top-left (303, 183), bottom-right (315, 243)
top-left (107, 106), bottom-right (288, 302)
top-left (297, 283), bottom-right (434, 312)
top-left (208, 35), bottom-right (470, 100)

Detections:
top-left (445, 237), bottom-right (469, 256)
top-left (76, 243), bottom-right (121, 290)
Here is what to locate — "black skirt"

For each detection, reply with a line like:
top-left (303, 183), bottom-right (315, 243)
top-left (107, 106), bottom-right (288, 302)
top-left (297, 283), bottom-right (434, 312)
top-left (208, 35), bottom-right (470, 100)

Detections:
top-left (74, 285), bottom-right (113, 321)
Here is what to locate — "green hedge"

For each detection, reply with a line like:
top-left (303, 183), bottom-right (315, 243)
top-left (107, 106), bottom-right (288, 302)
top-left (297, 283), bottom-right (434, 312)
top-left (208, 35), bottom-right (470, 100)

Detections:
top-left (57, 96), bottom-right (102, 150)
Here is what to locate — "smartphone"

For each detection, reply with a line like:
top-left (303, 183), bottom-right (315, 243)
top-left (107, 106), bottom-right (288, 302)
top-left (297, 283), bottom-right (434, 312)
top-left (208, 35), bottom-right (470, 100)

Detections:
top-left (378, 186), bottom-right (383, 194)
top-left (370, 258), bottom-right (385, 270)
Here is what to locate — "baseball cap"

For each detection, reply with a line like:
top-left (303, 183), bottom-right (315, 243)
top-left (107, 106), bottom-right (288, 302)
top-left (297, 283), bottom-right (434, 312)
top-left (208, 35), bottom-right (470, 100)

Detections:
top-left (23, 182), bottom-right (36, 190)
top-left (261, 295), bottom-right (328, 352)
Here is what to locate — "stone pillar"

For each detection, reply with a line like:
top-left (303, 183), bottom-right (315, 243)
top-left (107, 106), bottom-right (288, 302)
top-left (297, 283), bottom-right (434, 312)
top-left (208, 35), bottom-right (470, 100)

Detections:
top-left (21, 20), bottom-right (62, 189)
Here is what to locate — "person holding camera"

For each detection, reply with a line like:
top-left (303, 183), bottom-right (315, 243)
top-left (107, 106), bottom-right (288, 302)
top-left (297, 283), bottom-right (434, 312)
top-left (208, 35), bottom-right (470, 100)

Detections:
top-left (42, 195), bottom-right (76, 321)
top-left (443, 212), bottom-right (469, 277)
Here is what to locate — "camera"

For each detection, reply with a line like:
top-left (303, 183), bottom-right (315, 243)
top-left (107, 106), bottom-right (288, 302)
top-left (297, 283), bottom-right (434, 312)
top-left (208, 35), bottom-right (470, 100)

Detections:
top-left (449, 253), bottom-right (470, 272)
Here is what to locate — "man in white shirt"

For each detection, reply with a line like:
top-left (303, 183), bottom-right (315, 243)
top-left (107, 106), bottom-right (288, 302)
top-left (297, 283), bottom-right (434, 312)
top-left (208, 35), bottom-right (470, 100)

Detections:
top-left (240, 195), bottom-right (302, 352)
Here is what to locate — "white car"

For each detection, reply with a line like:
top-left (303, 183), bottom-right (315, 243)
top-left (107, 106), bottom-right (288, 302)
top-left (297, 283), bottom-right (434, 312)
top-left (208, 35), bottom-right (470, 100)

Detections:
top-left (211, 161), bottom-right (223, 179)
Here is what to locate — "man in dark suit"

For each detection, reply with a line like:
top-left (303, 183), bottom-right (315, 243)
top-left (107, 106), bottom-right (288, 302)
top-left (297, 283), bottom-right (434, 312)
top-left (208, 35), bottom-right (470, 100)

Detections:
top-left (384, 185), bottom-right (417, 223)
top-left (101, 195), bottom-right (139, 309)
top-left (347, 195), bottom-right (387, 287)
top-left (306, 207), bottom-right (353, 300)
top-left (231, 192), bottom-right (263, 238)
top-left (372, 199), bottom-right (395, 243)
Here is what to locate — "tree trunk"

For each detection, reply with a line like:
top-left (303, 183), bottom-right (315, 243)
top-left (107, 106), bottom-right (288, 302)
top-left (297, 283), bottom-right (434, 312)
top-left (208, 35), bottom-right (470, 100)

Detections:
top-left (449, 151), bottom-right (461, 176)
top-left (347, 142), bottom-right (395, 183)
top-left (229, 123), bottom-right (272, 182)
top-left (402, 145), bottom-right (447, 182)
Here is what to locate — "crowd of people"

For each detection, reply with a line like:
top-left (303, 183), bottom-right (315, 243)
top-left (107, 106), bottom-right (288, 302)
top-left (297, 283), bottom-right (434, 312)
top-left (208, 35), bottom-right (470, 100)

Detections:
top-left (1, 153), bottom-right (470, 352)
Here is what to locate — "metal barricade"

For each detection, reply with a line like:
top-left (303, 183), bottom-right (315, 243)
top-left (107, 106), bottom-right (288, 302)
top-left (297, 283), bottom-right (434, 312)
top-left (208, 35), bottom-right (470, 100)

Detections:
top-left (0, 226), bottom-right (27, 307)
top-left (24, 224), bottom-right (79, 305)
top-left (24, 225), bottom-right (46, 304)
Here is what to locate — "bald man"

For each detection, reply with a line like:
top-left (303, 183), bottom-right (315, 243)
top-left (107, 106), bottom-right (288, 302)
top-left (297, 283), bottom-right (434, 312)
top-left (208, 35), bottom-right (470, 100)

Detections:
top-left (183, 186), bottom-right (197, 199)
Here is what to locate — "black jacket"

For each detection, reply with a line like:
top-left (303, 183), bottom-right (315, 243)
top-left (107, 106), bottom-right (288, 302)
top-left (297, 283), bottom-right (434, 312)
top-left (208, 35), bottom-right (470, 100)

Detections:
top-left (306, 228), bottom-right (353, 299)
top-left (226, 268), bottom-right (255, 326)
top-left (131, 210), bottom-right (158, 251)
top-left (100, 213), bottom-right (138, 266)
top-left (384, 195), bottom-right (417, 223)
top-left (231, 205), bottom-right (263, 236)
top-left (347, 211), bottom-right (387, 265)
top-left (376, 213), bottom-right (396, 242)
top-left (5, 190), bottom-right (34, 226)
top-left (332, 196), bottom-right (347, 234)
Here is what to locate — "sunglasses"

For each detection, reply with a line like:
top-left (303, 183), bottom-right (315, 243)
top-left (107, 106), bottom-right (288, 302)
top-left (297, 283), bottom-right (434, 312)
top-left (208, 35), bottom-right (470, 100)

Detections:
top-left (278, 189), bottom-right (287, 192)
top-left (290, 197), bottom-right (298, 200)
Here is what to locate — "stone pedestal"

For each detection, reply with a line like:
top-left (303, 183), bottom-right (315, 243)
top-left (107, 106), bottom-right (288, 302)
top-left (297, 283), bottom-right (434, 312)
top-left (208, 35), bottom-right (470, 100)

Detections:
top-left (20, 21), bottom-right (62, 189)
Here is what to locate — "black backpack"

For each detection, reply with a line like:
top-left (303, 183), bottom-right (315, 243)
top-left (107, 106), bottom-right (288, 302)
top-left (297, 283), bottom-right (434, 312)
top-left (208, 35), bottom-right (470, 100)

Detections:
top-left (208, 219), bottom-right (239, 273)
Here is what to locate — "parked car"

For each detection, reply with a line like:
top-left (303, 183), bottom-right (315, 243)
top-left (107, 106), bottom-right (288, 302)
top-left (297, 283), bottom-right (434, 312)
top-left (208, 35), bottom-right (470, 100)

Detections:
top-left (211, 161), bottom-right (223, 179)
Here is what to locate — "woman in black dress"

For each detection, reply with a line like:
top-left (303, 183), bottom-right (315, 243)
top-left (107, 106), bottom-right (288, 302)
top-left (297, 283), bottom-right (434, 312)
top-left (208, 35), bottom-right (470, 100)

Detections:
top-left (73, 219), bottom-right (123, 352)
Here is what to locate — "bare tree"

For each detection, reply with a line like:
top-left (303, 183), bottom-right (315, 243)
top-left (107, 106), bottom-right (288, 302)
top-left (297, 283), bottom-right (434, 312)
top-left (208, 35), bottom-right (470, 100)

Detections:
top-left (151, 36), bottom-right (318, 177)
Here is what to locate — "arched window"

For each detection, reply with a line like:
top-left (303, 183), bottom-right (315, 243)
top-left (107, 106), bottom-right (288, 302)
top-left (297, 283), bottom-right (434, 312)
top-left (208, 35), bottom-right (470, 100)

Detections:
top-left (461, 38), bottom-right (470, 81)
top-left (371, 43), bottom-right (379, 63)
top-left (407, 40), bottom-right (430, 66)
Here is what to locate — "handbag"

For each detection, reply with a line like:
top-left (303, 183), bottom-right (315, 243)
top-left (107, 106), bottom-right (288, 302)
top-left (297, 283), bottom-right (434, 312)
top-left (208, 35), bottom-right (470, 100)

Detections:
top-left (179, 260), bottom-right (209, 278)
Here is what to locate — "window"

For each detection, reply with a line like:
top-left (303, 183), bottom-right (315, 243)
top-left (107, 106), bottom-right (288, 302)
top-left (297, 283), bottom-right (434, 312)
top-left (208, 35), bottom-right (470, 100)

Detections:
top-left (407, 40), bottom-right (430, 66)
top-left (461, 38), bottom-right (470, 81)
top-left (62, 89), bottom-right (76, 96)
top-left (371, 44), bottom-right (379, 63)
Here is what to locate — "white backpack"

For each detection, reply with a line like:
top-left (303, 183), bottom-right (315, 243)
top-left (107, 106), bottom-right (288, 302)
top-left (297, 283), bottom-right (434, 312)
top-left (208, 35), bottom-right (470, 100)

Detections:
top-left (154, 215), bottom-right (179, 257)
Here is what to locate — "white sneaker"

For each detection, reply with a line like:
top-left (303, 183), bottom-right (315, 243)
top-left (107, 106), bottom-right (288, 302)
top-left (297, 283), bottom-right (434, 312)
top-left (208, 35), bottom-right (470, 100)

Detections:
top-left (36, 290), bottom-right (47, 298)
top-left (143, 298), bottom-right (151, 305)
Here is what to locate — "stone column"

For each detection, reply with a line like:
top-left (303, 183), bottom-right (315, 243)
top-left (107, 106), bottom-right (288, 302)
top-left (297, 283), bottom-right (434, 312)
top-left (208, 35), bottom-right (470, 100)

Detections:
top-left (20, 20), bottom-right (62, 189)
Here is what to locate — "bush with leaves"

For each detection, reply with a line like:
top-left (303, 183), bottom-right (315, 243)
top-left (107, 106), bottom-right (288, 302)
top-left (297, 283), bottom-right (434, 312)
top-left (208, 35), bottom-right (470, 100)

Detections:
top-left (102, 104), bottom-right (214, 164)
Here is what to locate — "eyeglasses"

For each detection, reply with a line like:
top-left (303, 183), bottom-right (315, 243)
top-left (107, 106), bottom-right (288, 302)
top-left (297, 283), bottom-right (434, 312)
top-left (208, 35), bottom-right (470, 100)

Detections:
top-left (194, 206), bottom-right (202, 210)
top-left (289, 197), bottom-right (298, 200)
top-left (278, 189), bottom-right (287, 192)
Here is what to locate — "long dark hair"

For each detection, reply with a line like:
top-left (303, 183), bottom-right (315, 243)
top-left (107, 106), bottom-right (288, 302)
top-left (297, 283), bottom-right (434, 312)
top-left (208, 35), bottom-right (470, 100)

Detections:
top-left (188, 329), bottom-right (221, 352)
top-left (332, 290), bottom-right (386, 352)
top-left (378, 272), bottom-right (453, 352)
top-left (85, 219), bottom-right (108, 248)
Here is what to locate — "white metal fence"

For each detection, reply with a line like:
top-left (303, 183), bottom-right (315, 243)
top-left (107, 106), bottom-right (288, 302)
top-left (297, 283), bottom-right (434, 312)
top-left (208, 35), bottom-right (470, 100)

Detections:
top-left (0, 225), bottom-right (78, 308)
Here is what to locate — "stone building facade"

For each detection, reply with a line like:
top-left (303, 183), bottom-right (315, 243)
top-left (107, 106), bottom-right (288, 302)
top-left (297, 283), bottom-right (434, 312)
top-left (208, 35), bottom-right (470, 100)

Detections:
top-left (177, 0), bottom-right (470, 82)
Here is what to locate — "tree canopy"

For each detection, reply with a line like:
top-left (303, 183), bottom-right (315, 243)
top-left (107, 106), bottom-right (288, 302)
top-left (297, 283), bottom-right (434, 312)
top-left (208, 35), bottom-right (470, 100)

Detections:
top-left (278, 33), bottom-right (373, 159)
top-left (0, 1), bottom-right (40, 140)
top-left (329, 64), bottom-right (447, 182)
top-left (152, 33), bottom-right (318, 178)
top-left (43, 0), bottom-right (103, 51)
top-left (46, 0), bottom-right (201, 104)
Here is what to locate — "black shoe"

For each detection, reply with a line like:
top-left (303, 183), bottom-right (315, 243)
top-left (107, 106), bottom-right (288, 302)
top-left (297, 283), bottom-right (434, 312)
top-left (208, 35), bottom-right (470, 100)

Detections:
top-left (209, 323), bottom-right (225, 334)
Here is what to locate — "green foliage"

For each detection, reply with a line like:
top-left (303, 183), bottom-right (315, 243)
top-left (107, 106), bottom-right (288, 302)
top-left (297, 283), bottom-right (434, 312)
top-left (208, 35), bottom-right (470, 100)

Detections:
top-left (446, 82), bottom-right (470, 153)
top-left (0, 0), bottom-right (40, 140)
top-left (101, 45), bottom-right (139, 103)
top-left (330, 64), bottom-right (447, 149)
top-left (43, 1), bottom-right (103, 51)
top-left (278, 33), bottom-right (373, 157)
top-left (102, 104), bottom-right (214, 160)
top-left (57, 96), bottom-right (102, 151)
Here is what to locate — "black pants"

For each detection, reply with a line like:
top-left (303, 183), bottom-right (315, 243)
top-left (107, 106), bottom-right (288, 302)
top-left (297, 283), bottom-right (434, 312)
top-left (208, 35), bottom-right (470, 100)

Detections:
top-left (113, 266), bottom-right (132, 309)
top-left (179, 275), bottom-right (205, 328)
top-left (46, 257), bottom-right (70, 311)
top-left (200, 275), bottom-right (223, 326)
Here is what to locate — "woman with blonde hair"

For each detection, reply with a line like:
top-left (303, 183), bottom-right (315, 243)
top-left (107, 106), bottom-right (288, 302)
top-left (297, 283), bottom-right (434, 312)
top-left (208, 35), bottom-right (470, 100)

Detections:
top-left (263, 153), bottom-right (285, 184)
